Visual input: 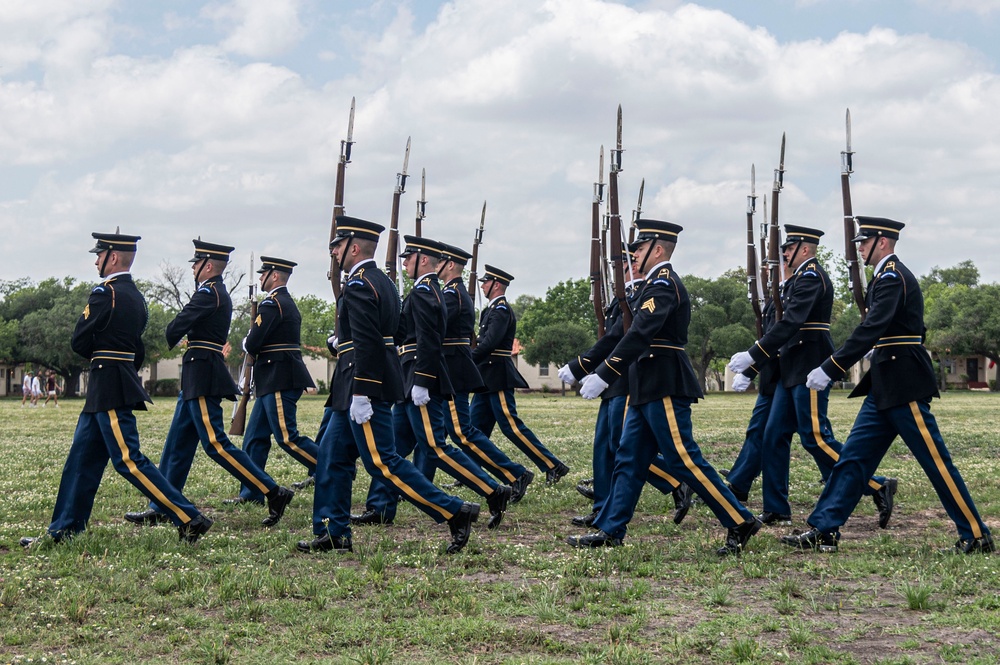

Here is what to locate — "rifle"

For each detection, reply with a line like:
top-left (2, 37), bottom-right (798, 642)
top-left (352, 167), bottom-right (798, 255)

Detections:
top-left (385, 137), bottom-right (411, 284)
top-left (415, 168), bottom-right (426, 237)
top-left (590, 147), bottom-right (607, 338)
top-left (630, 178), bottom-right (643, 246)
top-left (842, 108), bottom-right (867, 319)
top-left (608, 105), bottom-right (631, 332)
top-left (768, 132), bottom-right (786, 321)
top-left (328, 98), bottom-right (355, 299)
top-left (747, 164), bottom-right (764, 337)
top-left (229, 253), bottom-right (257, 436)
top-left (468, 201), bottom-right (486, 349)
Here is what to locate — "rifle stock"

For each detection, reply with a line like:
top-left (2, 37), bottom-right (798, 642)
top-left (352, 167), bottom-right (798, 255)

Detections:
top-left (609, 105), bottom-right (631, 332)
top-left (768, 133), bottom-right (786, 321)
top-left (229, 254), bottom-right (258, 436)
top-left (747, 165), bottom-right (763, 337)
top-left (591, 147), bottom-right (607, 338)
top-left (328, 98), bottom-right (355, 299)
top-left (385, 137), bottom-right (411, 284)
top-left (468, 201), bottom-right (486, 349)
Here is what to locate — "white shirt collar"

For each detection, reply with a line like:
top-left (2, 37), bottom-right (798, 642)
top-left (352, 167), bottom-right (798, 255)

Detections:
top-left (874, 253), bottom-right (895, 274)
top-left (415, 271), bottom-right (437, 282)
top-left (102, 271), bottom-right (130, 281)
top-left (644, 261), bottom-right (671, 280)
top-left (488, 294), bottom-right (505, 306)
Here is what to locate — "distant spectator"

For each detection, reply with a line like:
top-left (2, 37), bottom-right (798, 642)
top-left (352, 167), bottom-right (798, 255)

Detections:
top-left (31, 372), bottom-right (43, 406)
top-left (21, 370), bottom-right (32, 407)
top-left (44, 370), bottom-right (60, 408)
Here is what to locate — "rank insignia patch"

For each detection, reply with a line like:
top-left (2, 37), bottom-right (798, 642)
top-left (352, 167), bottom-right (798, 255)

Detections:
top-left (641, 298), bottom-right (656, 313)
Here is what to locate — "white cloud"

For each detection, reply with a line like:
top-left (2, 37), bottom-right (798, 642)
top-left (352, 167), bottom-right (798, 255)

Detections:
top-left (202, 0), bottom-right (305, 58)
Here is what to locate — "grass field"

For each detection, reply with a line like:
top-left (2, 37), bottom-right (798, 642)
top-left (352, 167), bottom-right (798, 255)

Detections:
top-left (1, 391), bottom-right (998, 664)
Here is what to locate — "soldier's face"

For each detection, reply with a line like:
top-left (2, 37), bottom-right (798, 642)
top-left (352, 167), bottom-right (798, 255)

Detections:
top-left (402, 252), bottom-right (417, 278)
top-left (480, 279), bottom-right (494, 298)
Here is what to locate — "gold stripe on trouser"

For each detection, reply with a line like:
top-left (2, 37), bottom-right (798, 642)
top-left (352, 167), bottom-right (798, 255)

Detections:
top-left (108, 409), bottom-right (189, 523)
top-left (909, 402), bottom-right (982, 539)
top-left (273, 391), bottom-right (317, 465)
top-left (810, 390), bottom-right (882, 492)
top-left (662, 397), bottom-right (744, 523)
top-left (448, 400), bottom-right (516, 482)
top-left (198, 397), bottom-right (269, 494)
top-left (361, 420), bottom-right (453, 520)
top-left (420, 405), bottom-right (494, 494)
top-left (498, 391), bottom-right (554, 470)
top-left (647, 464), bottom-right (680, 489)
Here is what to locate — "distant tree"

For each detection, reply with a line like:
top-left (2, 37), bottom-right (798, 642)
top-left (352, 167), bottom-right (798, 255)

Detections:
top-left (138, 260), bottom-right (247, 312)
top-left (509, 294), bottom-right (539, 320)
top-left (0, 318), bottom-right (18, 362)
top-left (296, 295), bottom-right (337, 358)
top-left (923, 275), bottom-right (1000, 390)
top-left (520, 322), bottom-right (594, 369)
top-left (921, 260), bottom-right (979, 290)
top-left (686, 270), bottom-right (757, 390)
top-left (517, 279), bottom-right (596, 344)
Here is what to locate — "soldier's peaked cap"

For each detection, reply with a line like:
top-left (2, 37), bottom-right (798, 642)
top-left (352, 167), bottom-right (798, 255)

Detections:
top-left (628, 219), bottom-right (682, 252)
top-left (439, 242), bottom-right (473, 265)
top-left (257, 256), bottom-right (297, 274)
top-left (400, 235), bottom-right (449, 259)
top-left (189, 239), bottom-right (235, 263)
top-left (479, 265), bottom-right (514, 285)
top-left (331, 216), bottom-right (384, 246)
top-left (852, 216), bottom-right (905, 242)
top-left (89, 232), bottom-right (141, 254)
top-left (781, 225), bottom-right (824, 248)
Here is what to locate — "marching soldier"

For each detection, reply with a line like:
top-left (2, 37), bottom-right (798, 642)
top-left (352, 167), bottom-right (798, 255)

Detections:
top-left (728, 225), bottom-right (897, 527)
top-left (567, 220), bottom-right (760, 555)
top-left (124, 240), bottom-right (294, 528)
top-left (21, 232), bottom-right (212, 547)
top-left (226, 256), bottom-right (320, 505)
top-left (785, 217), bottom-right (994, 553)
top-left (298, 217), bottom-right (478, 554)
top-left (355, 236), bottom-right (511, 529)
top-left (471, 265), bottom-right (569, 484)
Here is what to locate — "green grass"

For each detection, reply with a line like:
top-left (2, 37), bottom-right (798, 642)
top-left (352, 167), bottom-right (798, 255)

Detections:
top-left (2, 391), bottom-right (1000, 663)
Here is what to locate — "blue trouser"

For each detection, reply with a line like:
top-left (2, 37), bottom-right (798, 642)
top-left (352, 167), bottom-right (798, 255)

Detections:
top-left (594, 397), bottom-right (752, 540)
top-left (239, 389), bottom-right (319, 502)
top-left (470, 389), bottom-right (561, 473)
top-left (49, 408), bottom-right (201, 539)
top-left (311, 402), bottom-right (465, 538)
top-left (147, 392), bottom-right (277, 513)
top-left (442, 393), bottom-right (527, 483)
top-left (591, 396), bottom-right (678, 514)
top-left (726, 391), bottom-right (793, 497)
top-left (761, 382), bottom-right (886, 515)
top-left (809, 397), bottom-right (990, 542)
top-left (366, 397), bottom-right (499, 522)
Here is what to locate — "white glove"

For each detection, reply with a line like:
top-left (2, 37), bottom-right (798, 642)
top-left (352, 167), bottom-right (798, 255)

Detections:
top-left (864, 348), bottom-right (874, 361)
top-left (411, 385), bottom-right (431, 407)
top-left (806, 366), bottom-right (832, 392)
top-left (579, 374), bottom-right (609, 400)
top-left (350, 395), bottom-right (374, 423)
top-left (327, 335), bottom-right (338, 351)
top-left (557, 364), bottom-right (575, 384)
top-left (728, 351), bottom-right (754, 374)
top-left (242, 336), bottom-right (249, 352)
top-left (732, 374), bottom-right (752, 392)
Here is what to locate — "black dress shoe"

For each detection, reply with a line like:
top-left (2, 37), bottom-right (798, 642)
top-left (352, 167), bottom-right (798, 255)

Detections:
top-left (291, 476), bottom-right (315, 491)
top-left (124, 509), bottom-right (172, 526)
top-left (719, 468), bottom-right (730, 478)
top-left (178, 514), bottom-right (214, 544)
top-left (781, 527), bottom-right (839, 552)
top-left (575, 482), bottom-right (596, 501)
top-left (566, 530), bottom-right (623, 548)
top-left (296, 534), bottom-right (353, 553)
top-left (872, 477), bottom-right (898, 529)
top-left (949, 533), bottom-right (995, 555)
top-left (571, 511), bottom-right (599, 527)
top-left (222, 496), bottom-right (264, 506)
top-left (579, 478), bottom-right (594, 487)
top-left (717, 517), bottom-right (763, 556)
top-left (672, 483), bottom-right (694, 525)
top-left (446, 502), bottom-right (480, 554)
top-left (486, 485), bottom-right (511, 530)
top-left (509, 470), bottom-right (534, 504)
top-left (19, 536), bottom-right (37, 548)
top-left (262, 486), bottom-right (294, 527)
top-left (758, 511), bottom-right (792, 526)
top-left (349, 509), bottom-right (393, 526)
top-left (726, 482), bottom-right (749, 504)
top-left (545, 462), bottom-right (570, 485)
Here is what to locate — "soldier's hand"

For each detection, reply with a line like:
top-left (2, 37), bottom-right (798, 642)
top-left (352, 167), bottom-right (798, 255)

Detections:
top-left (806, 367), bottom-right (832, 392)
top-left (557, 364), bottom-right (575, 384)
top-left (327, 335), bottom-right (338, 351)
top-left (732, 374), bottom-right (752, 393)
top-left (728, 351), bottom-right (754, 374)
top-left (350, 395), bottom-right (374, 424)
top-left (579, 374), bottom-right (608, 400)
top-left (411, 385), bottom-right (431, 407)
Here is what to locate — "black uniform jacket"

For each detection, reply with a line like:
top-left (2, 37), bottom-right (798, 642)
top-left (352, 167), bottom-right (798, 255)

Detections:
top-left (396, 273), bottom-right (454, 397)
top-left (747, 259), bottom-right (835, 388)
top-left (821, 255), bottom-right (938, 410)
top-left (593, 263), bottom-right (703, 405)
top-left (441, 277), bottom-right (485, 394)
top-left (72, 273), bottom-right (151, 413)
top-left (244, 285), bottom-right (315, 397)
top-left (165, 275), bottom-right (239, 401)
top-left (472, 294), bottom-right (529, 391)
top-left (568, 283), bottom-right (642, 400)
top-left (741, 297), bottom-right (781, 397)
top-left (330, 260), bottom-right (405, 410)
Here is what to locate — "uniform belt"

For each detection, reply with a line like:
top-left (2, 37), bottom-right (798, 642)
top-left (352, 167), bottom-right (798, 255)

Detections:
top-left (188, 339), bottom-right (225, 353)
top-left (92, 350), bottom-right (136, 362)
top-left (340, 337), bottom-right (395, 355)
top-left (260, 343), bottom-right (300, 353)
top-left (490, 348), bottom-right (513, 357)
top-left (800, 322), bottom-right (831, 331)
top-left (443, 337), bottom-right (471, 346)
top-left (650, 339), bottom-right (684, 351)
top-left (873, 335), bottom-right (923, 348)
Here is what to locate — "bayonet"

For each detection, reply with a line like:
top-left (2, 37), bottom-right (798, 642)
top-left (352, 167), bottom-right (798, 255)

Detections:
top-left (415, 168), bottom-right (426, 237)
top-left (344, 97), bottom-right (355, 163)
top-left (385, 137), bottom-right (410, 283)
top-left (328, 97), bottom-right (357, 298)
top-left (469, 201), bottom-right (487, 346)
top-left (841, 108), bottom-right (867, 318)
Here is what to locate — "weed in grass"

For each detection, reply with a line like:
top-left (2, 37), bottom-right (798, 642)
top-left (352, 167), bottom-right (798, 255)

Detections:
top-left (787, 622), bottom-right (813, 648)
top-left (196, 636), bottom-right (231, 665)
top-left (730, 636), bottom-right (760, 662)
top-left (899, 580), bottom-right (934, 610)
top-left (708, 584), bottom-right (732, 607)
top-left (774, 595), bottom-right (798, 616)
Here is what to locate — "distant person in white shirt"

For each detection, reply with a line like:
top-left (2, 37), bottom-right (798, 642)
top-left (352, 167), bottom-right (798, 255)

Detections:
top-left (31, 373), bottom-right (42, 406)
top-left (21, 371), bottom-right (32, 407)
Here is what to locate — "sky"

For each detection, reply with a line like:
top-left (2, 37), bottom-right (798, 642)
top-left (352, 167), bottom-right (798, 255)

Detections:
top-left (3, 0), bottom-right (1000, 301)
